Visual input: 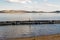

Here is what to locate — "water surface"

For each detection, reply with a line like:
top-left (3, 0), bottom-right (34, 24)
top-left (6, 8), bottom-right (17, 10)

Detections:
top-left (0, 13), bottom-right (60, 21)
top-left (0, 13), bottom-right (60, 38)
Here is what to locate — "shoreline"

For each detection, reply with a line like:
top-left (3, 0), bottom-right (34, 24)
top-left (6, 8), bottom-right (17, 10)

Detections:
top-left (7, 34), bottom-right (60, 40)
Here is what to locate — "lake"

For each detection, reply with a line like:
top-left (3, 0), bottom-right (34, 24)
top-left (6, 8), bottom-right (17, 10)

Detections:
top-left (0, 13), bottom-right (60, 38)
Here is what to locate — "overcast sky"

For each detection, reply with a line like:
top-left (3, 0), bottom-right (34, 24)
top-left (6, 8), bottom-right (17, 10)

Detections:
top-left (0, 0), bottom-right (60, 11)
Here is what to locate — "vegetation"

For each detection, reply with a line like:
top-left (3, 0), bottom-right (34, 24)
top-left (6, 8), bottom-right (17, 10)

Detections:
top-left (0, 10), bottom-right (60, 13)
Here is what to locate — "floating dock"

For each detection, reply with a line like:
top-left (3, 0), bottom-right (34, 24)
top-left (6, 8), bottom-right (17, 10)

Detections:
top-left (0, 20), bottom-right (60, 26)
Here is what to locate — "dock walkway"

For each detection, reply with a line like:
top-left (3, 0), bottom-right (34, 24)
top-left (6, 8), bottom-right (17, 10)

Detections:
top-left (0, 20), bottom-right (60, 26)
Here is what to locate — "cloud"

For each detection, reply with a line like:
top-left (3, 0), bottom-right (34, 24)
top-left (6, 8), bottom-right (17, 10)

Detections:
top-left (3, 0), bottom-right (60, 11)
top-left (43, 0), bottom-right (48, 2)
top-left (42, 3), bottom-right (60, 11)
top-left (46, 3), bottom-right (60, 7)
top-left (6, 0), bottom-right (32, 3)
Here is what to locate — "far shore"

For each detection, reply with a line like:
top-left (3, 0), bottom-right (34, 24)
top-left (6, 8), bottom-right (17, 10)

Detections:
top-left (0, 10), bottom-right (60, 13)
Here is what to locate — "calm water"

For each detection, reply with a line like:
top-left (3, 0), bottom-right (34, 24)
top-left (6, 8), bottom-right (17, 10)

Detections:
top-left (0, 13), bottom-right (60, 21)
top-left (0, 13), bottom-right (60, 38)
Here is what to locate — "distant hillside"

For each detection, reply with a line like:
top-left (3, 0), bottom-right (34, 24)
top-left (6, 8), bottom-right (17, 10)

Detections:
top-left (0, 10), bottom-right (60, 13)
top-left (0, 10), bottom-right (47, 13)
top-left (0, 10), bottom-right (30, 13)
top-left (50, 11), bottom-right (60, 13)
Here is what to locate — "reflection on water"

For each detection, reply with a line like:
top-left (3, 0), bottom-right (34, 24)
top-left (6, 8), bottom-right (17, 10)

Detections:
top-left (0, 24), bottom-right (60, 38)
top-left (0, 13), bottom-right (60, 38)
top-left (0, 13), bottom-right (60, 21)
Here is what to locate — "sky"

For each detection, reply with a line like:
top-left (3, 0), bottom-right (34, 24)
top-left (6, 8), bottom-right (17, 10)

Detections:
top-left (0, 0), bottom-right (60, 11)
